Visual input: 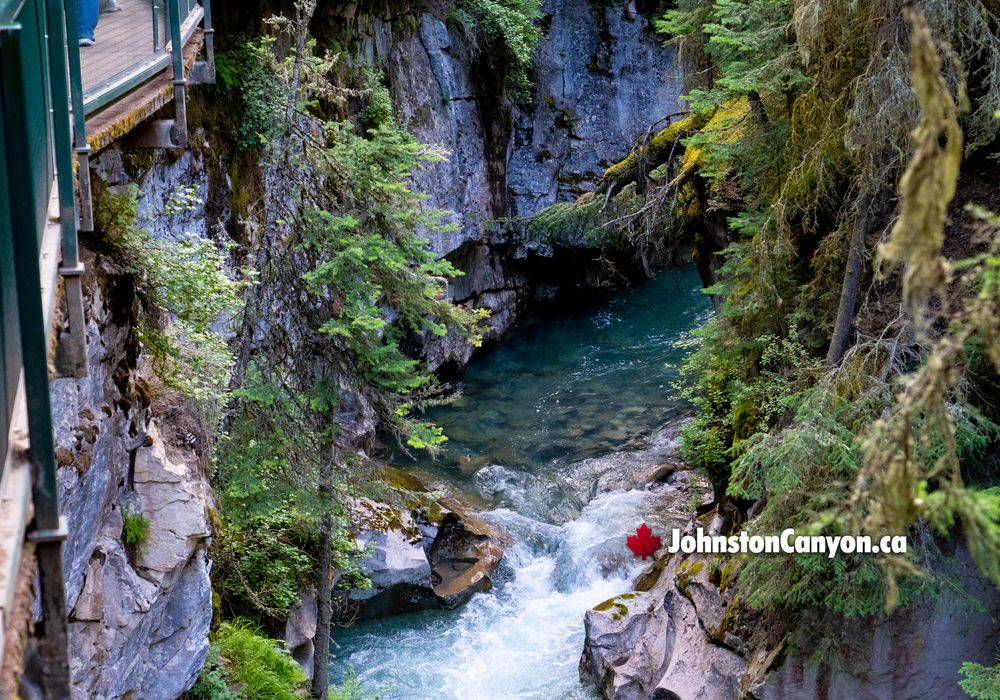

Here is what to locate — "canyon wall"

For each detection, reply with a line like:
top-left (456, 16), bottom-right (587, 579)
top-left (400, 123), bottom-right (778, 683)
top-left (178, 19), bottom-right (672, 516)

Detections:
top-left (47, 4), bottom-right (683, 695)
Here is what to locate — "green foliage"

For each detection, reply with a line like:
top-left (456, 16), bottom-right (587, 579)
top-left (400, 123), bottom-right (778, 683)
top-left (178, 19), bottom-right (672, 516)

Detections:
top-left (214, 509), bottom-right (316, 618)
top-left (961, 651), bottom-right (1000, 700)
top-left (299, 120), bottom-right (488, 422)
top-left (206, 620), bottom-right (307, 700)
top-left (728, 386), bottom-right (922, 617)
top-left (187, 643), bottom-right (241, 700)
top-left (103, 185), bottom-right (249, 426)
top-left (357, 68), bottom-right (394, 132)
top-left (188, 634), bottom-right (374, 700)
top-left (213, 404), bottom-right (369, 620)
top-left (449, 0), bottom-right (542, 96)
top-left (660, 0), bottom-right (808, 111)
top-left (653, 0), bottom-right (1000, 635)
top-left (122, 510), bottom-right (151, 548)
top-left (214, 40), bottom-right (286, 150)
top-left (526, 189), bottom-right (638, 251)
top-left (328, 670), bottom-right (374, 700)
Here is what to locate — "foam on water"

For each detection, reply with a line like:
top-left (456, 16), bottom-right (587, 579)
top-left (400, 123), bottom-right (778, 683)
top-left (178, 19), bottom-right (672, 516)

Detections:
top-left (332, 267), bottom-right (710, 698)
top-left (332, 489), bottom-right (659, 700)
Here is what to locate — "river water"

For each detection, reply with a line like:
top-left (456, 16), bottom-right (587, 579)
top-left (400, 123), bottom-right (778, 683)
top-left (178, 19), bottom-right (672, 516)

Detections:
top-left (331, 265), bottom-right (712, 699)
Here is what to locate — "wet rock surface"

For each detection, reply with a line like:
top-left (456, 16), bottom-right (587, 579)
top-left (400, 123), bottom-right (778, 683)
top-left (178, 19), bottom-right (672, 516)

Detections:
top-left (342, 497), bottom-right (505, 621)
top-left (581, 515), bottom-right (1000, 700)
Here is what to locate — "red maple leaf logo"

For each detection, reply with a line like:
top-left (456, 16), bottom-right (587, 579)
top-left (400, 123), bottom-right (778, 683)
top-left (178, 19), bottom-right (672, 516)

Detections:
top-left (626, 523), bottom-right (661, 560)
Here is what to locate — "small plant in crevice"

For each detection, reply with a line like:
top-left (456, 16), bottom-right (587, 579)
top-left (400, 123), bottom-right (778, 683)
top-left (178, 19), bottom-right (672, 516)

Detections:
top-left (213, 39), bottom-right (286, 151)
top-left (356, 67), bottom-right (393, 133)
top-left (164, 183), bottom-right (203, 217)
top-left (123, 510), bottom-right (151, 548)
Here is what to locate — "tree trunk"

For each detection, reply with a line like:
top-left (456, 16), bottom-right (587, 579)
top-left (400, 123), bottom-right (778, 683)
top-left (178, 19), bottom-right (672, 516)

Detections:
top-left (310, 448), bottom-right (334, 699)
top-left (826, 191), bottom-right (881, 366)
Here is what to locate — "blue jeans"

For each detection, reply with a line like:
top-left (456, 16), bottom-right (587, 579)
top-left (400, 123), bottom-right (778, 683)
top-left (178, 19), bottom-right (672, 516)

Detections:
top-left (77, 0), bottom-right (98, 41)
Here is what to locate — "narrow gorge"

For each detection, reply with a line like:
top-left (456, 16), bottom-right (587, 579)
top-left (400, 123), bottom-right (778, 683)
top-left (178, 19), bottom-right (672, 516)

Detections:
top-left (16, 1), bottom-right (1000, 699)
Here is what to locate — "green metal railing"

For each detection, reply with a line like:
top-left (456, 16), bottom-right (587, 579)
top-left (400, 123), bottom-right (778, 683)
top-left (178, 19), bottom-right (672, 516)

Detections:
top-left (1, 0), bottom-right (77, 692)
top-left (2, 0), bottom-right (213, 690)
top-left (81, 0), bottom-right (207, 116)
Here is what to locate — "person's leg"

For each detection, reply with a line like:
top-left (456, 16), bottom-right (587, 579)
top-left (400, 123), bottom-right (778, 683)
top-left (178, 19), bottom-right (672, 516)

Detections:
top-left (77, 0), bottom-right (98, 43)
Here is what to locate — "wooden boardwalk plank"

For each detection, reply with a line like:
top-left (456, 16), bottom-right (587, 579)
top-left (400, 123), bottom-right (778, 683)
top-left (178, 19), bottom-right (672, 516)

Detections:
top-left (79, 0), bottom-right (164, 94)
top-left (85, 29), bottom-right (203, 153)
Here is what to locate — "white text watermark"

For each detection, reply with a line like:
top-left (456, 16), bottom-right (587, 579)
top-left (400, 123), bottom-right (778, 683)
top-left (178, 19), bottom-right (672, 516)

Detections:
top-left (666, 528), bottom-right (907, 559)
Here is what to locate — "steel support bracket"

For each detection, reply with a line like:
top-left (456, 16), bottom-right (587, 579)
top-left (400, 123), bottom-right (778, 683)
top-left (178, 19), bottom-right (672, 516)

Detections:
top-left (28, 515), bottom-right (69, 544)
top-left (188, 61), bottom-right (214, 85)
top-left (59, 262), bottom-right (85, 277)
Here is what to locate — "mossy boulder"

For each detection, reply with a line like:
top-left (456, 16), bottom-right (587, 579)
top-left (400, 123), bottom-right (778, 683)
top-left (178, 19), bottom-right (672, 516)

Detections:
top-left (342, 495), bottom-right (505, 620)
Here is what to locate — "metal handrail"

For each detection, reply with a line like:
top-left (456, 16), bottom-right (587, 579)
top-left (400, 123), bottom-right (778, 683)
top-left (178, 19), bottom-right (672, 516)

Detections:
top-left (81, 0), bottom-right (206, 116)
top-left (1, 0), bottom-right (76, 692)
top-left (0, 0), bottom-right (214, 689)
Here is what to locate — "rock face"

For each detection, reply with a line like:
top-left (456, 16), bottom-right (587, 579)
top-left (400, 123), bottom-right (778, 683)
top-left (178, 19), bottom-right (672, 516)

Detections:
top-left (48, 162), bottom-right (216, 699)
top-left (581, 537), bottom-right (1000, 700)
top-left (581, 555), bottom-right (745, 700)
top-left (355, 1), bottom-right (683, 366)
top-left (507, 0), bottom-right (684, 217)
top-left (344, 498), bottom-right (504, 620)
top-left (755, 547), bottom-right (1000, 700)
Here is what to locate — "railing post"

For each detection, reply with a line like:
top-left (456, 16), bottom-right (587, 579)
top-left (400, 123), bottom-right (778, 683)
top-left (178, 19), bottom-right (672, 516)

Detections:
top-left (47, 0), bottom-right (88, 379)
top-left (64, 0), bottom-right (93, 233)
top-left (3, 5), bottom-right (71, 694)
top-left (201, 0), bottom-right (214, 83)
top-left (167, 0), bottom-right (187, 148)
top-left (152, 0), bottom-right (160, 51)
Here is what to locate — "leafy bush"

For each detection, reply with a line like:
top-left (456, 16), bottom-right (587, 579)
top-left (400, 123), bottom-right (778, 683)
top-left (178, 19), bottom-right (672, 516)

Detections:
top-left (122, 510), bottom-right (151, 548)
top-left (100, 185), bottom-right (251, 427)
top-left (214, 41), bottom-right (286, 150)
top-left (356, 68), bottom-right (393, 132)
top-left (449, 0), bottom-right (542, 96)
top-left (187, 643), bottom-right (240, 700)
top-left (212, 406), bottom-right (369, 621)
top-left (214, 510), bottom-right (316, 619)
top-left (961, 653), bottom-right (1000, 700)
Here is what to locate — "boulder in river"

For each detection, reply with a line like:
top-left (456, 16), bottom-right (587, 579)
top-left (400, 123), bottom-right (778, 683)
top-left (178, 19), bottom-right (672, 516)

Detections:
top-left (341, 496), bottom-right (505, 621)
top-left (580, 553), bottom-right (745, 700)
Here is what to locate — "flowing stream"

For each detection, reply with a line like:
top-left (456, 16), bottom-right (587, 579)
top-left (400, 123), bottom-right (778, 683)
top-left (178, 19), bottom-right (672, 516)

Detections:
top-left (332, 265), bottom-right (712, 699)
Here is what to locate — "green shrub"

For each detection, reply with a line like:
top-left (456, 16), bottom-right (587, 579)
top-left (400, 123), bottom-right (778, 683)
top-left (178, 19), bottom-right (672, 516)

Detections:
top-left (357, 68), bottom-right (393, 132)
top-left (100, 184), bottom-right (251, 428)
top-left (212, 620), bottom-right (307, 700)
top-left (212, 408), bottom-right (370, 621)
top-left (123, 510), bottom-right (151, 548)
top-left (214, 41), bottom-right (286, 151)
top-left (960, 653), bottom-right (1000, 700)
top-left (449, 0), bottom-right (542, 97)
top-left (187, 643), bottom-right (240, 700)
